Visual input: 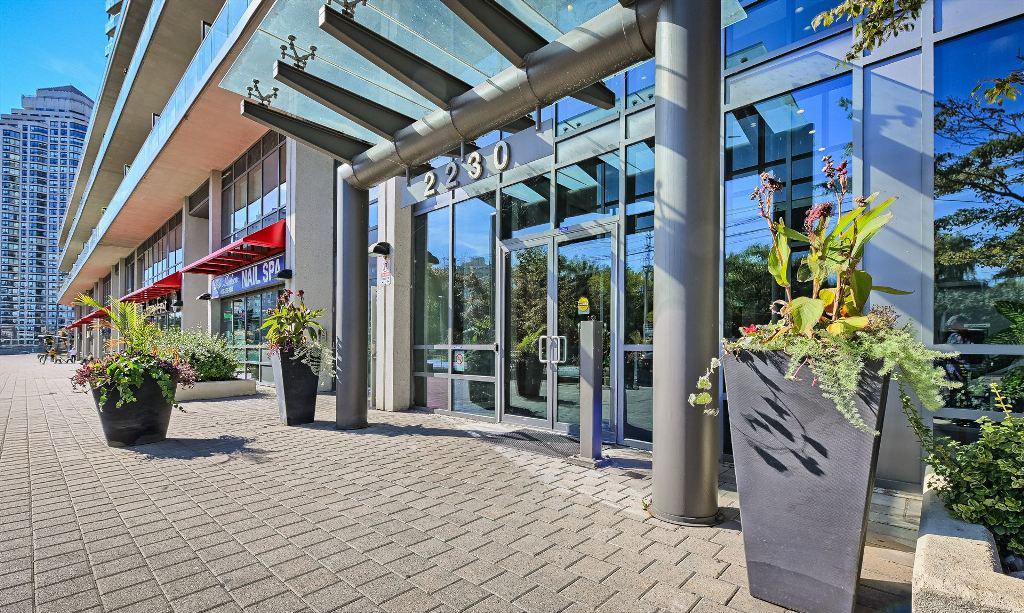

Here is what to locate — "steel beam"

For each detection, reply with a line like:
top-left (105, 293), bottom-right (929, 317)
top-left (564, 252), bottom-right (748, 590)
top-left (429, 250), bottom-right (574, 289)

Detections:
top-left (241, 100), bottom-right (372, 162)
top-left (273, 60), bottom-right (414, 140)
top-left (343, 0), bottom-right (659, 189)
top-left (335, 168), bottom-right (369, 430)
top-left (320, 4), bottom-right (471, 110)
top-left (650, 0), bottom-right (721, 526)
top-left (441, 0), bottom-right (616, 109)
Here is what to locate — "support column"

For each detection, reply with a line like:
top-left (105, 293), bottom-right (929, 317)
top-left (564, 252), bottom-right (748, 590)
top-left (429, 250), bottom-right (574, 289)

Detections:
top-left (335, 166), bottom-right (369, 429)
top-left (180, 198), bottom-right (208, 331)
top-left (375, 177), bottom-right (412, 411)
top-left (650, 0), bottom-right (721, 525)
top-left (206, 171), bottom-right (223, 336)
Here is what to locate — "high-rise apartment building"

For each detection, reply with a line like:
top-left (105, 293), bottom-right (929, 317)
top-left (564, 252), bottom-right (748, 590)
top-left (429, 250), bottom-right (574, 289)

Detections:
top-left (1, 86), bottom-right (93, 350)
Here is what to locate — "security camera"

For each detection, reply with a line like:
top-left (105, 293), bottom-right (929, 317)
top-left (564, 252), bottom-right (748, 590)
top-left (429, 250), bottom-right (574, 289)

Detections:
top-left (369, 241), bottom-right (392, 257)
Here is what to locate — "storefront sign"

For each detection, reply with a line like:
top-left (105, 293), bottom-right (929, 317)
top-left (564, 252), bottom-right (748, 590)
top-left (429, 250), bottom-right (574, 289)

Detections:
top-left (378, 259), bottom-right (393, 287)
top-left (577, 297), bottom-right (590, 315)
top-left (210, 254), bottom-right (285, 299)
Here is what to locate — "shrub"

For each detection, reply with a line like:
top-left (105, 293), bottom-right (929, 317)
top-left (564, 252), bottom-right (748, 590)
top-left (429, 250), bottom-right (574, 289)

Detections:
top-left (159, 328), bottom-right (239, 382)
top-left (906, 384), bottom-right (1024, 556)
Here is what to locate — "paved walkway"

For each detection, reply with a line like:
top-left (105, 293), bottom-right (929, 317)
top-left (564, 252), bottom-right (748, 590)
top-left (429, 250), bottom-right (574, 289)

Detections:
top-left (0, 355), bottom-right (911, 613)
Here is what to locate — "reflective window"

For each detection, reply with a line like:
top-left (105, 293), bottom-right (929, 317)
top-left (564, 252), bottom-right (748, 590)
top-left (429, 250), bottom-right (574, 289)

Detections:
top-left (412, 207), bottom-right (450, 345)
top-left (219, 287), bottom-right (281, 382)
top-left (934, 18), bottom-right (1024, 345)
top-left (625, 139), bottom-right (654, 215)
top-left (724, 75), bottom-right (853, 336)
top-left (221, 131), bottom-right (287, 245)
top-left (941, 354), bottom-right (1024, 413)
top-left (624, 351), bottom-right (653, 442)
top-left (453, 194), bottom-right (497, 345)
top-left (136, 211), bottom-right (183, 287)
top-left (625, 60), bottom-right (654, 108)
top-left (555, 152), bottom-right (620, 227)
top-left (625, 212), bottom-right (654, 344)
top-left (725, 0), bottom-right (845, 69)
top-left (556, 73), bottom-right (623, 135)
top-left (501, 174), bottom-right (551, 239)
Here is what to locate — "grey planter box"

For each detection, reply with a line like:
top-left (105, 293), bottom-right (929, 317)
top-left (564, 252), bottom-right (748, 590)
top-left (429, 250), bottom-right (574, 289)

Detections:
top-left (175, 379), bottom-right (257, 402)
top-left (722, 350), bottom-right (889, 613)
top-left (913, 471), bottom-right (1024, 612)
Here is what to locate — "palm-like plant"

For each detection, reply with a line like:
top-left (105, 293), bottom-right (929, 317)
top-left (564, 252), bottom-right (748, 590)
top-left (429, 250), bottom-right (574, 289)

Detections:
top-left (261, 289), bottom-right (324, 350)
top-left (76, 294), bottom-right (163, 355)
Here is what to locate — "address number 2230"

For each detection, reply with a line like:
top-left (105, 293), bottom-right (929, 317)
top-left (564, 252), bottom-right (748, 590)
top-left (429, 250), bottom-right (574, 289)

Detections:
top-left (422, 140), bottom-right (510, 197)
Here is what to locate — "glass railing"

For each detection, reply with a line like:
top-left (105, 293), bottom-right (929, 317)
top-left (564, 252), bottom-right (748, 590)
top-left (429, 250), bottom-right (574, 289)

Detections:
top-left (105, 12), bottom-right (120, 35)
top-left (61, 0), bottom-right (256, 298)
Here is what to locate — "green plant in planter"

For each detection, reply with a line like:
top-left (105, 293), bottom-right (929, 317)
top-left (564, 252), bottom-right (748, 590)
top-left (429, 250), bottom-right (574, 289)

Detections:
top-left (512, 327), bottom-right (544, 360)
top-left (691, 158), bottom-right (958, 432)
top-left (905, 383), bottom-right (1024, 556)
top-left (261, 289), bottom-right (333, 377)
top-left (70, 295), bottom-right (196, 409)
top-left (158, 328), bottom-right (239, 382)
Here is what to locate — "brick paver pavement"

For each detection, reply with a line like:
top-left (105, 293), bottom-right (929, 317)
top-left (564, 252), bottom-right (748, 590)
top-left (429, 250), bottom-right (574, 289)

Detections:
top-left (0, 354), bottom-right (912, 613)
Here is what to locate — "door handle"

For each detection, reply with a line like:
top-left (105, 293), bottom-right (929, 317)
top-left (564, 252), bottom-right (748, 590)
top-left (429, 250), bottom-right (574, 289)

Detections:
top-left (537, 335), bottom-right (548, 363)
top-left (557, 336), bottom-right (568, 364)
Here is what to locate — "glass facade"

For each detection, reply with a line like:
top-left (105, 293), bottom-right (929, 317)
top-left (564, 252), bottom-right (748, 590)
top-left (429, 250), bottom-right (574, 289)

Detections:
top-left (136, 211), bottom-right (182, 287)
top-left (220, 288), bottom-right (282, 382)
top-left (725, 0), bottom-right (846, 69)
top-left (221, 131), bottom-right (287, 245)
top-left (0, 87), bottom-right (91, 347)
top-left (724, 75), bottom-right (853, 337)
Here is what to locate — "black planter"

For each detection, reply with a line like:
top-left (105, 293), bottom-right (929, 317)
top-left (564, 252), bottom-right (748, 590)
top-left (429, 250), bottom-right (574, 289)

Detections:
top-left (721, 350), bottom-right (889, 613)
top-left (271, 348), bottom-right (318, 425)
top-left (91, 374), bottom-right (173, 448)
top-left (514, 356), bottom-right (543, 398)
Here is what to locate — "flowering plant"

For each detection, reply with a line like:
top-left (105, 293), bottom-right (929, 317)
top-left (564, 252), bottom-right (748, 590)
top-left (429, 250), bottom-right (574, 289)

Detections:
top-left (262, 289), bottom-right (333, 376)
top-left (691, 158), bottom-right (957, 432)
top-left (70, 295), bottom-right (196, 409)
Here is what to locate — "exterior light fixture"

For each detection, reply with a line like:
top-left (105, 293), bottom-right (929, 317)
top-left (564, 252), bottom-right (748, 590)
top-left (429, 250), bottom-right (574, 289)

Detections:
top-left (368, 241), bottom-right (392, 257)
top-left (171, 291), bottom-right (183, 308)
top-left (276, 268), bottom-right (293, 280)
top-left (196, 293), bottom-right (212, 301)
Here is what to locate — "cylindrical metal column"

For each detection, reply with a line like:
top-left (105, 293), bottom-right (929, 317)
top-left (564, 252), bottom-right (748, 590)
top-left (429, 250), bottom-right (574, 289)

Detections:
top-left (650, 0), bottom-right (721, 525)
top-left (335, 166), bottom-right (369, 429)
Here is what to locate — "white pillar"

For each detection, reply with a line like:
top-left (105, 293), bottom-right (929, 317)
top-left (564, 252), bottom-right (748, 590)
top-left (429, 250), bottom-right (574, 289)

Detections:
top-left (375, 177), bottom-right (412, 411)
top-left (180, 197), bottom-right (209, 331)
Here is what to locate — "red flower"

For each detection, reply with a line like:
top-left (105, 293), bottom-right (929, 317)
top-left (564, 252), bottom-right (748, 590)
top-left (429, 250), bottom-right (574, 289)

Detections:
top-left (741, 324), bottom-right (758, 335)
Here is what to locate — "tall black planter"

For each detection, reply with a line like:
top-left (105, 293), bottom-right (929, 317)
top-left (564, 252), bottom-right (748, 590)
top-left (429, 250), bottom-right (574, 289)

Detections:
top-left (92, 375), bottom-right (173, 448)
top-left (271, 348), bottom-right (318, 425)
top-left (721, 350), bottom-right (889, 613)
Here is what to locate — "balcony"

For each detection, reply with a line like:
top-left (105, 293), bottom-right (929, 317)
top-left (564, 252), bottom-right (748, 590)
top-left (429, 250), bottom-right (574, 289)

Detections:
top-left (60, 0), bottom-right (258, 302)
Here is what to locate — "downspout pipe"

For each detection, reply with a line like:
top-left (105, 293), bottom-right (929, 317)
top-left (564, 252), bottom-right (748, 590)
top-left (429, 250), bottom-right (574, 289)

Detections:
top-left (342, 0), bottom-right (661, 189)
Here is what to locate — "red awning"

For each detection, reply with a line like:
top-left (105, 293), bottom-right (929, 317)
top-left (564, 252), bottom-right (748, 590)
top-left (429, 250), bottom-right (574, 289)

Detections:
top-left (182, 220), bottom-right (286, 276)
top-left (121, 272), bottom-right (182, 304)
top-left (64, 309), bottom-right (109, 330)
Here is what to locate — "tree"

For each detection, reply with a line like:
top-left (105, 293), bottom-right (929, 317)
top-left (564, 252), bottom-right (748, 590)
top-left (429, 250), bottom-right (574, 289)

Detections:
top-left (815, 1), bottom-right (1022, 104)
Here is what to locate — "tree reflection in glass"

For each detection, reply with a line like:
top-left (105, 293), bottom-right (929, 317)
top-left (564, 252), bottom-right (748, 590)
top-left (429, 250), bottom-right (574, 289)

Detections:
top-left (934, 18), bottom-right (1024, 345)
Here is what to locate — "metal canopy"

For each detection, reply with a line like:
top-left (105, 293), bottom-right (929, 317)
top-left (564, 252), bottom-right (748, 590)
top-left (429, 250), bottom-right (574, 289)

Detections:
top-left (273, 60), bottom-right (414, 140)
top-left (441, 0), bottom-right (616, 109)
top-left (319, 4), bottom-right (472, 110)
top-left (241, 99), bottom-right (372, 162)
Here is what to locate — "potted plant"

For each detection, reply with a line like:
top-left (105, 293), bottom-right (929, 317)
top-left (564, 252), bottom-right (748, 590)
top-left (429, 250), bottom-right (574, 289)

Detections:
top-left (513, 327), bottom-right (545, 398)
top-left (70, 296), bottom-right (196, 448)
top-left (262, 289), bottom-right (333, 425)
top-left (690, 158), bottom-right (956, 613)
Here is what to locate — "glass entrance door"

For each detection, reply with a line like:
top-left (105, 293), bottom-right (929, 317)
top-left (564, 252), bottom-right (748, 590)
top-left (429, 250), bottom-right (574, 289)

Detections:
top-left (500, 229), bottom-right (613, 433)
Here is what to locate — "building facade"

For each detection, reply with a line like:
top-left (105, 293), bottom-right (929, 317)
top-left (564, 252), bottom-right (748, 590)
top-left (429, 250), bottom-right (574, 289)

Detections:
top-left (58, 0), bottom-right (1024, 491)
top-left (1, 86), bottom-right (92, 350)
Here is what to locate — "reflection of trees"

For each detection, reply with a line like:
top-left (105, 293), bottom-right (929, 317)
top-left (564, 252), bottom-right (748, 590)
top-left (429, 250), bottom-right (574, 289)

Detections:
top-left (509, 247), bottom-right (547, 356)
top-left (724, 244), bottom-right (773, 337)
top-left (557, 250), bottom-right (611, 365)
top-left (934, 96), bottom-right (1024, 342)
top-left (935, 97), bottom-right (1023, 276)
top-left (625, 231), bottom-right (654, 344)
top-left (454, 256), bottom-right (493, 344)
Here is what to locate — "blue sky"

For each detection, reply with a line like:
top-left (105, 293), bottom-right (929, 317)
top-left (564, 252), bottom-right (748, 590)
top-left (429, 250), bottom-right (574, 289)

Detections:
top-left (0, 0), bottom-right (107, 112)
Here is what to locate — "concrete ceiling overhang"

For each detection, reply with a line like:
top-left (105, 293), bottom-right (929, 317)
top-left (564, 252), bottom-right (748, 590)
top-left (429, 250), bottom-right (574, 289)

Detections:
top-left (59, 0), bottom-right (226, 272)
top-left (61, 0), bottom-right (153, 246)
top-left (59, 0), bottom-right (274, 305)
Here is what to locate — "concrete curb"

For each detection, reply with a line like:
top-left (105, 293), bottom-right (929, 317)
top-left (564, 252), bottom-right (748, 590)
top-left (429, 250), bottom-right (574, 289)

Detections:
top-left (913, 474), bottom-right (1024, 612)
top-left (175, 379), bottom-right (258, 402)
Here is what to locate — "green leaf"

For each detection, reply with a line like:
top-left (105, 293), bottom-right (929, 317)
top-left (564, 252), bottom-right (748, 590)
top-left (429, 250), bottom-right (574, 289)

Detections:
top-left (872, 285), bottom-right (913, 295)
top-left (852, 211), bottom-right (893, 257)
top-left (831, 206), bottom-right (866, 239)
top-left (827, 316), bottom-right (869, 336)
top-left (788, 297), bottom-right (825, 336)
top-left (850, 270), bottom-right (873, 315)
top-left (782, 226), bottom-right (811, 243)
top-left (768, 219), bottom-right (791, 288)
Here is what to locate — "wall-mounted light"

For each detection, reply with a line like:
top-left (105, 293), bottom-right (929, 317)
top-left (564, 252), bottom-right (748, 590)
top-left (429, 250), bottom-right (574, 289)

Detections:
top-left (368, 241), bottom-right (392, 257)
top-left (196, 293), bottom-right (212, 301)
top-left (171, 291), bottom-right (183, 308)
top-left (276, 268), bottom-right (293, 280)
